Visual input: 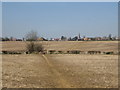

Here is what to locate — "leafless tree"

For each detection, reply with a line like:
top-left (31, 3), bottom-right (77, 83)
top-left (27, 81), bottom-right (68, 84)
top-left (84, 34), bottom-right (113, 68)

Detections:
top-left (25, 30), bottom-right (38, 41)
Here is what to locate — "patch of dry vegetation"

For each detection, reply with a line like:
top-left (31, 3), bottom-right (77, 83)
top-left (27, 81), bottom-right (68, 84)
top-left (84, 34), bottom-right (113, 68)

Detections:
top-left (2, 54), bottom-right (118, 88)
top-left (47, 54), bottom-right (118, 88)
top-left (1, 41), bottom-right (118, 88)
top-left (1, 41), bottom-right (118, 52)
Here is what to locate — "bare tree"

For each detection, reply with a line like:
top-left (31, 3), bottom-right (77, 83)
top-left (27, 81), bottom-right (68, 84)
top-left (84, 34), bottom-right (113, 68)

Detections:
top-left (25, 30), bottom-right (38, 41)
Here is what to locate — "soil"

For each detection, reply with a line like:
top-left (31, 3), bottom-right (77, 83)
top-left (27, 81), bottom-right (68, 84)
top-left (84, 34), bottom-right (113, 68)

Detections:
top-left (2, 54), bottom-right (118, 88)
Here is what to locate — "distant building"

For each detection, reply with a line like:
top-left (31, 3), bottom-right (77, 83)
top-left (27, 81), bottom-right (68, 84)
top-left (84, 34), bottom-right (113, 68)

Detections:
top-left (71, 36), bottom-right (78, 41)
top-left (78, 33), bottom-right (81, 39)
top-left (37, 37), bottom-right (46, 41)
top-left (83, 37), bottom-right (89, 41)
top-left (68, 37), bottom-right (72, 41)
top-left (10, 37), bottom-right (16, 41)
top-left (95, 37), bottom-right (102, 41)
top-left (16, 39), bottom-right (22, 41)
top-left (50, 38), bottom-right (54, 41)
top-left (78, 33), bottom-right (82, 41)
top-left (61, 36), bottom-right (67, 41)
top-left (54, 38), bottom-right (60, 41)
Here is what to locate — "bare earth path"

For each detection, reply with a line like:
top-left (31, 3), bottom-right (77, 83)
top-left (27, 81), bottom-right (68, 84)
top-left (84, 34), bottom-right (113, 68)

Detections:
top-left (45, 54), bottom-right (118, 88)
top-left (41, 55), bottom-right (72, 88)
top-left (2, 54), bottom-right (73, 88)
top-left (2, 54), bottom-right (118, 88)
top-left (2, 54), bottom-right (60, 88)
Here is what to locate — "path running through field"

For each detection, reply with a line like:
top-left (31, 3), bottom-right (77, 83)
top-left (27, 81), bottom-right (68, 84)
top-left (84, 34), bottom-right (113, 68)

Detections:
top-left (2, 54), bottom-right (118, 88)
top-left (41, 54), bottom-right (73, 88)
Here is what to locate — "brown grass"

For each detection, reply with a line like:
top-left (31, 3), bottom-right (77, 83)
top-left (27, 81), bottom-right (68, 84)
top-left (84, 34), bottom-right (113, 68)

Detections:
top-left (1, 41), bottom-right (118, 52)
top-left (1, 41), bottom-right (118, 88)
top-left (2, 54), bottom-right (118, 88)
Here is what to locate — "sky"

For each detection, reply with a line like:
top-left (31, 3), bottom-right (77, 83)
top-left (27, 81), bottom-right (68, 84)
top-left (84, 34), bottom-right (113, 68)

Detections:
top-left (2, 2), bottom-right (118, 39)
top-left (0, 2), bottom-right (2, 37)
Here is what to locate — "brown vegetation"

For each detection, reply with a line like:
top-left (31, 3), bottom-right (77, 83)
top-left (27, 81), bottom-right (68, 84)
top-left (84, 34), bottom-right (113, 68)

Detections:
top-left (1, 41), bottom-right (118, 88)
top-left (2, 54), bottom-right (118, 88)
top-left (1, 41), bottom-right (118, 52)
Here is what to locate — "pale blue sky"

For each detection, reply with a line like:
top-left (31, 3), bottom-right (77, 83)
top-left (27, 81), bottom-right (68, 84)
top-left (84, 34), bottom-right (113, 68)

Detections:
top-left (2, 2), bottom-right (118, 39)
top-left (0, 2), bottom-right (2, 37)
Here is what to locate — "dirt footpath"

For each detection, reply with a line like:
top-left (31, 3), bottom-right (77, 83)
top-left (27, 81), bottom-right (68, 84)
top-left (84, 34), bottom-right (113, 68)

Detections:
top-left (2, 54), bottom-right (118, 88)
top-left (46, 54), bottom-right (118, 88)
top-left (2, 54), bottom-right (72, 88)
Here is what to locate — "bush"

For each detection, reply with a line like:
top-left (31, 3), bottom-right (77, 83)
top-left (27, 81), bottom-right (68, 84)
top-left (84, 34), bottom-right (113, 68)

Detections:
top-left (58, 51), bottom-right (64, 54)
top-left (27, 42), bottom-right (34, 53)
top-left (71, 50), bottom-right (80, 54)
top-left (34, 43), bottom-right (44, 52)
top-left (49, 50), bottom-right (56, 54)
top-left (105, 52), bottom-right (113, 55)
top-left (26, 42), bottom-right (44, 53)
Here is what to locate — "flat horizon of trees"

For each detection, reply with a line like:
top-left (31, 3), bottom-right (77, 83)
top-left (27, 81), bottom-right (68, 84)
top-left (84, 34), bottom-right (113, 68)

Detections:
top-left (0, 37), bottom-right (22, 41)
top-left (0, 31), bottom-right (119, 41)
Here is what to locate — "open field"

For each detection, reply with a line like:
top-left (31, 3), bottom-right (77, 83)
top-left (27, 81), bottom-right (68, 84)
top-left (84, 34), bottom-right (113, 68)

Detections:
top-left (2, 54), bottom-right (118, 88)
top-left (1, 41), bottom-right (118, 52)
top-left (1, 41), bottom-right (118, 88)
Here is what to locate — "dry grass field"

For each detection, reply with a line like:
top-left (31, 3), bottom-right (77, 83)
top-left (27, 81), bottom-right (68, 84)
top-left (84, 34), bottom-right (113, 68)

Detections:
top-left (2, 54), bottom-right (118, 88)
top-left (1, 41), bottom-right (118, 52)
top-left (1, 41), bottom-right (118, 88)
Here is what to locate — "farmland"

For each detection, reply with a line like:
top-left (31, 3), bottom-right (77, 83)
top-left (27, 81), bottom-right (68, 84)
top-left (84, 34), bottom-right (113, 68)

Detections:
top-left (1, 41), bottom-right (118, 88)
top-left (1, 41), bottom-right (118, 52)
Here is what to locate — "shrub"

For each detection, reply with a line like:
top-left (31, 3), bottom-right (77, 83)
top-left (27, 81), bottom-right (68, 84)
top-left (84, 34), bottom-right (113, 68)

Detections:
top-left (49, 50), bottom-right (56, 54)
top-left (34, 43), bottom-right (44, 52)
top-left (26, 42), bottom-right (44, 53)
top-left (58, 51), bottom-right (64, 54)
top-left (71, 50), bottom-right (80, 54)
top-left (105, 52), bottom-right (113, 55)
top-left (27, 42), bottom-right (35, 53)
